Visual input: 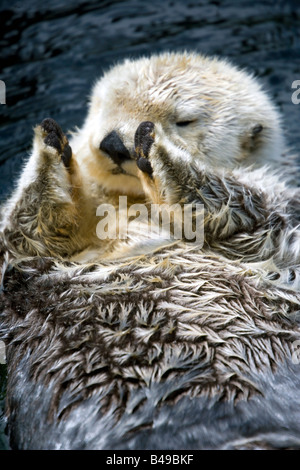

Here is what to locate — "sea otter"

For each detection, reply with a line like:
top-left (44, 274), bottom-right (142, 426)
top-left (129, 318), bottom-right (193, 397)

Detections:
top-left (0, 52), bottom-right (300, 450)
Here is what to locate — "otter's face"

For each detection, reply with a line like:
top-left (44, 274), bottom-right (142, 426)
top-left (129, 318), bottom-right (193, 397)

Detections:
top-left (73, 52), bottom-right (284, 197)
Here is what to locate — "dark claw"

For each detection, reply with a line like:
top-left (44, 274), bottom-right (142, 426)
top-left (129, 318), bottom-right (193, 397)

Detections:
top-left (137, 156), bottom-right (153, 176)
top-left (41, 118), bottom-right (64, 139)
top-left (44, 133), bottom-right (62, 153)
top-left (134, 121), bottom-right (155, 176)
top-left (134, 121), bottom-right (155, 159)
top-left (40, 118), bottom-right (72, 168)
top-left (62, 144), bottom-right (72, 168)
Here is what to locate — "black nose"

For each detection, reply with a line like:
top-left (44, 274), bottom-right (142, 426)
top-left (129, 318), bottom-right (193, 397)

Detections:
top-left (99, 131), bottom-right (131, 165)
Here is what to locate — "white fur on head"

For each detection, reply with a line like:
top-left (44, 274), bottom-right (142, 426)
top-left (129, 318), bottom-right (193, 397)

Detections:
top-left (70, 51), bottom-right (284, 197)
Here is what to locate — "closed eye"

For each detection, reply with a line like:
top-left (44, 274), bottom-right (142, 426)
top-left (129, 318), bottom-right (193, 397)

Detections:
top-left (176, 120), bottom-right (196, 127)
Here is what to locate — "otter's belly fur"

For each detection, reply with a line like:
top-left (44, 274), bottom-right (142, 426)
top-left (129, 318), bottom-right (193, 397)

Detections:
top-left (2, 248), bottom-right (300, 450)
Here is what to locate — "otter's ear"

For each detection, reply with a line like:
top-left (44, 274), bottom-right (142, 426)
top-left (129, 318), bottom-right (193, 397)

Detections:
top-left (241, 123), bottom-right (264, 153)
top-left (251, 124), bottom-right (263, 136)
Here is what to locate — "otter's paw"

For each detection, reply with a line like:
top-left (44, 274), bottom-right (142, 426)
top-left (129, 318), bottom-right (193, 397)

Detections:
top-left (38, 118), bottom-right (72, 168)
top-left (134, 121), bottom-right (155, 176)
top-left (134, 121), bottom-right (185, 203)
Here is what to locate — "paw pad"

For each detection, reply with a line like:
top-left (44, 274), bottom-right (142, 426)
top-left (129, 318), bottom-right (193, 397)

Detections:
top-left (134, 121), bottom-right (155, 176)
top-left (41, 118), bottom-right (72, 168)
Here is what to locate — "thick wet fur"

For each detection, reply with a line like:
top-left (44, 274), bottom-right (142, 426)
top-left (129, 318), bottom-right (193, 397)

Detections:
top-left (134, 121), bottom-right (300, 267)
top-left (1, 52), bottom-right (300, 449)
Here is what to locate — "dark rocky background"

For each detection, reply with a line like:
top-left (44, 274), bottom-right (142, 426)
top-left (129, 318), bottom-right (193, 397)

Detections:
top-left (0, 0), bottom-right (299, 450)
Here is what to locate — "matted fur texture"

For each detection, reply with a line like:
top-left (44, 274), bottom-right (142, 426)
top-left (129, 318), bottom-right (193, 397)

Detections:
top-left (1, 52), bottom-right (300, 450)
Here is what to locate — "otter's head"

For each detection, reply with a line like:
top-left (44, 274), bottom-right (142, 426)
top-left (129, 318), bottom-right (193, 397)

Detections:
top-left (73, 52), bottom-right (284, 197)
